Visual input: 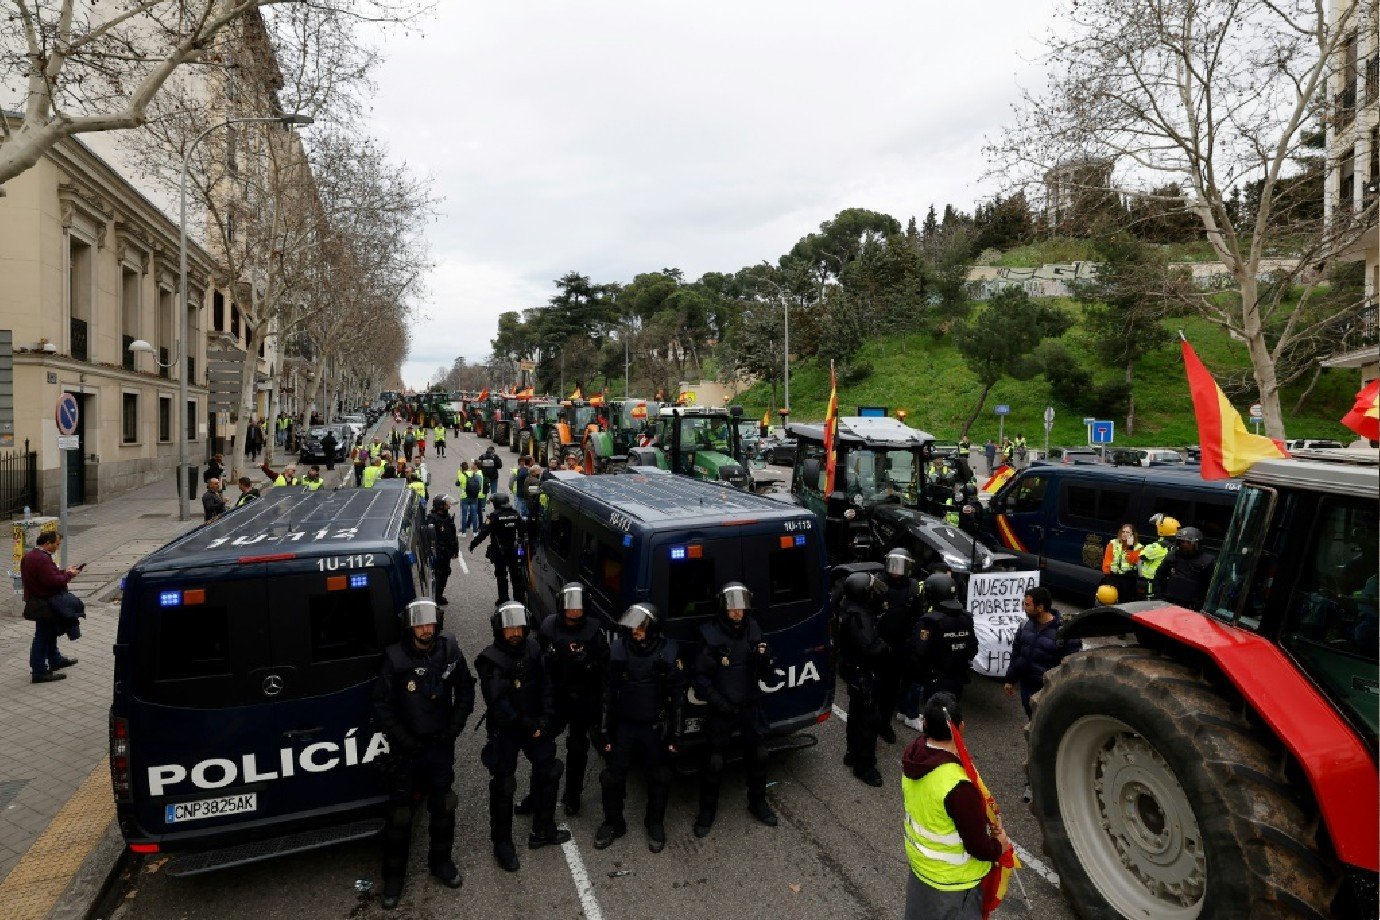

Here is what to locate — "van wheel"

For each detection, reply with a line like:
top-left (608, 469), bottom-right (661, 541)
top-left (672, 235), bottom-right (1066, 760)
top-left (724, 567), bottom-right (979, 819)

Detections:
top-left (1028, 646), bottom-right (1338, 920)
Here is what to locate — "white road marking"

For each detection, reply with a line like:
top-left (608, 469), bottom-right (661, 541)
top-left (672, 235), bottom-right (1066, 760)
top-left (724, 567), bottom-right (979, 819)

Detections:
top-left (558, 824), bottom-right (605, 920)
top-left (829, 704), bottom-right (1061, 890)
top-left (456, 551), bottom-right (469, 576)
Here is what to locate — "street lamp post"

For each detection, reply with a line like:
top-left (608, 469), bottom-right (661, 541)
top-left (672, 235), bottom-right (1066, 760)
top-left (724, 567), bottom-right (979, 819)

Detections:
top-left (177, 113), bottom-right (312, 521)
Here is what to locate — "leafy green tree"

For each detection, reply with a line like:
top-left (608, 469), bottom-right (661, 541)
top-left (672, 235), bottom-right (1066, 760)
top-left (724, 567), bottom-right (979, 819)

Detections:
top-left (954, 289), bottom-right (1072, 436)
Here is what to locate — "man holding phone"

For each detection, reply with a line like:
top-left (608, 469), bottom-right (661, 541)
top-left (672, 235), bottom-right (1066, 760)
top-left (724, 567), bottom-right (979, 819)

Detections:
top-left (21, 531), bottom-right (81, 683)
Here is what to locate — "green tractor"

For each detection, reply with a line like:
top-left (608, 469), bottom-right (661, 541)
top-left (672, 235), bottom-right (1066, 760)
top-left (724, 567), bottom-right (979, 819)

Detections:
top-left (628, 405), bottom-right (753, 491)
top-left (580, 399), bottom-right (661, 473)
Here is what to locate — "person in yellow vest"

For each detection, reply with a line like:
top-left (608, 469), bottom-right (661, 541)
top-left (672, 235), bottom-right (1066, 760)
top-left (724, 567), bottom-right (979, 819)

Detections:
top-left (407, 472), bottom-right (427, 502)
top-left (274, 465), bottom-right (301, 487)
top-left (362, 457), bottom-right (386, 489)
top-left (455, 461), bottom-right (485, 534)
top-left (900, 693), bottom-right (1008, 919)
top-left (303, 466), bottom-right (325, 491)
top-left (1101, 523), bottom-right (1143, 605)
top-left (433, 424), bottom-right (447, 459)
top-left (369, 437), bottom-right (384, 461)
top-left (1137, 514), bottom-right (1179, 599)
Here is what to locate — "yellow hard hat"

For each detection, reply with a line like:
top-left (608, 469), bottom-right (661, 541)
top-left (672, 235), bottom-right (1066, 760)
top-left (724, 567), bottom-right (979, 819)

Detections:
top-left (1095, 584), bottom-right (1120, 606)
top-left (1152, 514), bottom-right (1181, 538)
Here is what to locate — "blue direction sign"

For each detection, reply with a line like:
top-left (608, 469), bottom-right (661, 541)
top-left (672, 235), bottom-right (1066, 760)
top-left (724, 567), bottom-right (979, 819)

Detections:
top-left (56, 393), bottom-right (79, 436)
top-left (1090, 420), bottom-right (1115, 444)
top-left (994, 404), bottom-right (1011, 416)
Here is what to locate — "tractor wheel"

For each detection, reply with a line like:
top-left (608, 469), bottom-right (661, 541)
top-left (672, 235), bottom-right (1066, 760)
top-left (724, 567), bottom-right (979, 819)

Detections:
top-left (1028, 645), bottom-right (1338, 920)
top-left (548, 436), bottom-right (562, 468)
top-left (517, 430), bottom-right (531, 457)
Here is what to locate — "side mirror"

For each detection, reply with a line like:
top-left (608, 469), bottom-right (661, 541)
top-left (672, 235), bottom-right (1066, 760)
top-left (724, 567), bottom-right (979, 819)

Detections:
top-left (801, 458), bottom-right (821, 487)
top-left (729, 404), bottom-right (744, 418)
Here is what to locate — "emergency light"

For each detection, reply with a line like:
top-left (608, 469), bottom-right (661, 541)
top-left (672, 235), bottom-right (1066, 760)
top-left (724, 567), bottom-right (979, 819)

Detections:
top-left (159, 590), bottom-right (181, 607)
top-left (349, 573), bottom-right (368, 589)
top-left (668, 544), bottom-right (703, 561)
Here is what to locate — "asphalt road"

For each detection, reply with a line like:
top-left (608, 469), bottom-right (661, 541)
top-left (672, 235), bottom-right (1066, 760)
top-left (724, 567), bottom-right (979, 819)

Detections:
top-left (102, 427), bottom-right (1078, 920)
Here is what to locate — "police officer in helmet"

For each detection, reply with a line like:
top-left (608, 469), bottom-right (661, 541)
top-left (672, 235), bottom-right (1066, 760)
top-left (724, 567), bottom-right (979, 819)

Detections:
top-left (372, 599), bottom-right (476, 910)
top-left (837, 571), bottom-right (890, 787)
top-left (595, 603), bottom-right (686, 853)
top-left (911, 574), bottom-right (978, 702)
top-left (470, 493), bottom-right (527, 604)
top-left (1153, 525), bottom-right (1217, 611)
top-left (876, 548), bottom-right (925, 741)
top-left (476, 601), bottom-right (569, 872)
top-left (428, 495), bottom-right (460, 609)
top-left (693, 582), bottom-right (779, 836)
top-left (515, 583), bottom-right (608, 818)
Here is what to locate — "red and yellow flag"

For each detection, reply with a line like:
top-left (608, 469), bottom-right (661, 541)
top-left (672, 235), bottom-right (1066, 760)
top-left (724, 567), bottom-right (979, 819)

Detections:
top-left (477, 387), bottom-right (489, 401)
top-left (517, 387), bottom-right (534, 398)
top-left (1180, 338), bottom-right (1288, 479)
top-left (589, 392), bottom-right (605, 407)
top-left (946, 713), bottom-right (1020, 919)
top-left (570, 386), bottom-right (583, 400)
top-left (1341, 378), bottom-right (1379, 442)
top-left (823, 361), bottom-right (840, 494)
top-left (761, 409), bottom-right (771, 429)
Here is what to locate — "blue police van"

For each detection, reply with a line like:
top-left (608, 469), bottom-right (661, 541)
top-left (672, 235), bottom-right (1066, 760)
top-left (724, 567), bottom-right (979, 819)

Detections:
top-left (529, 471), bottom-right (834, 745)
top-left (110, 481), bottom-right (431, 874)
top-left (981, 462), bottom-right (1238, 599)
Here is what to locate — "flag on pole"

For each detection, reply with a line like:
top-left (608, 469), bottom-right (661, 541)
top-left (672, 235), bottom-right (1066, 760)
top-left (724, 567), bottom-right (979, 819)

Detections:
top-left (1180, 337), bottom-right (1289, 479)
top-left (570, 385), bottom-right (583, 400)
top-left (1341, 378), bottom-right (1379, 442)
top-left (944, 711), bottom-right (1019, 919)
top-left (761, 409), bottom-right (771, 429)
top-left (823, 361), bottom-right (840, 494)
top-left (517, 387), bottom-right (534, 398)
top-left (590, 392), bottom-right (605, 407)
top-left (477, 388), bottom-right (489, 401)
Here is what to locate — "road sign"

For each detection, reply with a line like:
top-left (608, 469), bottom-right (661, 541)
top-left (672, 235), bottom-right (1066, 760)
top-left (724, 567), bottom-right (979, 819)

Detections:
top-left (57, 435), bottom-right (79, 451)
top-left (994, 404), bottom-right (1011, 416)
top-left (1082, 416), bottom-right (1095, 426)
top-left (56, 393), bottom-right (79, 436)
top-left (1249, 403), bottom-right (1263, 419)
top-left (1091, 420), bottom-right (1115, 444)
top-left (1043, 406), bottom-right (1055, 424)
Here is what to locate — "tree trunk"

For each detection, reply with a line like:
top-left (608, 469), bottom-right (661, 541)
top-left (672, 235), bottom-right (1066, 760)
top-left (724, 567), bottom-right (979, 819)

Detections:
top-left (1292, 364), bottom-right (1323, 414)
top-left (1239, 280), bottom-right (1285, 439)
top-left (961, 381), bottom-right (995, 438)
top-left (229, 329), bottom-right (260, 482)
top-left (1124, 358), bottom-right (1135, 437)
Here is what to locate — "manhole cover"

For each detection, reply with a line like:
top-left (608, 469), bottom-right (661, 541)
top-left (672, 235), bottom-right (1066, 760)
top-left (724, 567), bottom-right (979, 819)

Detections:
top-left (0, 779), bottom-right (29, 809)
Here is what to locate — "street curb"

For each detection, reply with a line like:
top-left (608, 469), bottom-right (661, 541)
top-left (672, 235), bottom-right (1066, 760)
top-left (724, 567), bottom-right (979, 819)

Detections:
top-left (45, 821), bottom-right (127, 920)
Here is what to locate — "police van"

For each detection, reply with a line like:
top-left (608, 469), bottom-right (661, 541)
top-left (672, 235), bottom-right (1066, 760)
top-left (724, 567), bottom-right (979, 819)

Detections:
top-left (529, 472), bottom-right (834, 745)
top-left (981, 463), bottom-right (1238, 599)
top-left (110, 480), bottom-right (431, 874)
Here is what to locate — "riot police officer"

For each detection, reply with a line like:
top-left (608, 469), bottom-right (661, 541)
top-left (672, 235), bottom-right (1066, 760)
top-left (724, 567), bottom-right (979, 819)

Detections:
top-left (837, 572), bottom-right (889, 787)
top-left (595, 603), bottom-right (686, 853)
top-left (428, 495), bottom-right (459, 608)
top-left (875, 548), bottom-right (925, 742)
top-left (516, 583), bottom-right (608, 817)
top-left (475, 601), bottom-right (570, 872)
top-left (693, 582), bottom-right (779, 837)
top-left (911, 574), bottom-right (978, 701)
top-left (470, 493), bottom-right (527, 604)
top-left (372, 599), bottom-right (475, 910)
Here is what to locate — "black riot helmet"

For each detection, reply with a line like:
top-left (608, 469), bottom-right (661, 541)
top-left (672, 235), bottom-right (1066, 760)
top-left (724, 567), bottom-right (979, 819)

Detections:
top-left (490, 492), bottom-right (510, 509)
top-left (884, 548), bottom-right (915, 578)
top-left (717, 581), bottom-right (752, 633)
top-left (923, 573), bottom-right (957, 606)
top-left (559, 582), bottom-right (585, 622)
top-left (618, 602), bottom-right (661, 646)
top-left (843, 571), bottom-right (877, 602)
top-left (491, 600), bottom-right (532, 644)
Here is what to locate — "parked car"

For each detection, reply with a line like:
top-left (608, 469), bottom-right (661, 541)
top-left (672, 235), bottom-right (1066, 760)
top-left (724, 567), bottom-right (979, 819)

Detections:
top-left (1284, 438), bottom-right (1344, 450)
top-left (298, 425), bottom-right (349, 464)
top-left (758, 434), bottom-right (798, 466)
top-left (1044, 446), bottom-right (1103, 465)
top-left (1106, 448), bottom-right (1185, 467)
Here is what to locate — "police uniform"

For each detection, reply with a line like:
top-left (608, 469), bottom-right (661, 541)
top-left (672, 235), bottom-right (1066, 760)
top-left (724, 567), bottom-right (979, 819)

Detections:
top-left (911, 587), bottom-right (978, 702)
top-left (693, 584), bottom-right (779, 836)
top-left (596, 604), bottom-right (685, 852)
top-left (476, 449), bottom-right (502, 496)
top-left (875, 565), bottom-right (925, 736)
top-left (537, 602), bottom-right (608, 814)
top-left (476, 603), bottom-right (568, 871)
top-left (428, 500), bottom-right (460, 608)
top-left (372, 601), bottom-right (475, 908)
top-left (469, 498), bottom-right (527, 604)
top-left (837, 573), bottom-right (890, 785)
top-left (1153, 534), bottom-right (1216, 611)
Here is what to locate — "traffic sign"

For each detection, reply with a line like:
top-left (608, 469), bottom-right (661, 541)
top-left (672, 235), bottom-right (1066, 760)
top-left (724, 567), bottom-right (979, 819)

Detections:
top-left (57, 435), bottom-right (79, 451)
top-left (1082, 416), bottom-right (1095, 426)
top-left (56, 393), bottom-right (79, 436)
top-left (994, 404), bottom-right (1011, 416)
top-left (1043, 406), bottom-right (1055, 424)
top-left (1249, 403), bottom-right (1263, 419)
top-left (1090, 420), bottom-right (1115, 444)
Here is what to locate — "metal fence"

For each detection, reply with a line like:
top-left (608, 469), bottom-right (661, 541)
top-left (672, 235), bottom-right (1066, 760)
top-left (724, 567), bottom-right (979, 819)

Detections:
top-left (0, 441), bottom-right (37, 518)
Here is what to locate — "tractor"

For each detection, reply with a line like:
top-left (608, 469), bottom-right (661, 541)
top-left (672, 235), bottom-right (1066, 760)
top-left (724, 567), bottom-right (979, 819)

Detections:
top-left (1029, 448), bottom-right (1377, 920)
top-left (527, 401), bottom-right (596, 466)
top-left (581, 398), bottom-right (661, 473)
top-left (627, 405), bottom-right (752, 491)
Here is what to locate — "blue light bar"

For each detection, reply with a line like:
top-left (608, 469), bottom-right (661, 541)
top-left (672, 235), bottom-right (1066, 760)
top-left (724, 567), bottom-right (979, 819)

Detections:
top-left (622, 534), bottom-right (632, 547)
top-left (669, 545), bottom-right (687, 561)
top-left (159, 590), bottom-right (182, 607)
top-left (349, 573), bottom-right (368, 589)
top-left (794, 534), bottom-right (807, 546)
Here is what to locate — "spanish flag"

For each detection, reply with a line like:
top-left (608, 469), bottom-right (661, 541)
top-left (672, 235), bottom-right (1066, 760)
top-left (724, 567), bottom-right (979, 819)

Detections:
top-left (570, 385), bottom-right (583, 400)
top-left (1180, 338), bottom-right (1288, 479)
top-left (589, 392), bottom-right (605, 407)
top-left (761, 409), bottom-right (771, 429)
top-left (1341, 378), bottom-right (1379, 442)
top-left (477, 388), bottom-right (489, 401)
top-left (823, 361), bottom-right (840, 494)
top-left (517, 387), bottom-right (534, 398)
top-left (946, 711), bottom-right (1020, 919)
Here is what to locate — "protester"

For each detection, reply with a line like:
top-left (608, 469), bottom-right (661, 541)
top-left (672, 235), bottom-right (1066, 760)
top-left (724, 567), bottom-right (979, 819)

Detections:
top-left (202, 478), bottom-right (227, 521)
top-left (21, 531), bottom-right (80, 683)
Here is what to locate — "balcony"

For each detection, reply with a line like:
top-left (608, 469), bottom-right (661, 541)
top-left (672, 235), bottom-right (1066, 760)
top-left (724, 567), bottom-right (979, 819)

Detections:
top-left (122, 334), bottom-right (135, 371)
top-left (159, 346), bottom-right (170, 380)
top-left (70, 317), bottom-right (88, 361)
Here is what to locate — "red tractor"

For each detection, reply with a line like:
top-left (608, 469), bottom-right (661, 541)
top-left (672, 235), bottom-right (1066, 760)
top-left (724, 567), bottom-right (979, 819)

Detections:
top-left (1030, 450), bottom-right (1377, 919)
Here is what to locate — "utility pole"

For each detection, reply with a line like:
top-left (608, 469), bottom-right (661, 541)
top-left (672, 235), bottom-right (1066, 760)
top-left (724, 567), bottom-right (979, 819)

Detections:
top-left (624, 337), bottom-right (630, 398)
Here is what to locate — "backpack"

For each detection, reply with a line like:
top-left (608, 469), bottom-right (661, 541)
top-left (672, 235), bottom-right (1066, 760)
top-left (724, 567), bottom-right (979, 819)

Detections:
top-left (464, 472), bottom-right (482, 499)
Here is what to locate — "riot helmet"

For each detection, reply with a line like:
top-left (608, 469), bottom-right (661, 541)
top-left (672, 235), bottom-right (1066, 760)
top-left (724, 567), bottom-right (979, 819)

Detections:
top-left (843, 571), bottom-right (876, 602)
top-left (491, 600), bottom-right (532, 644)
top-left (618, 602), bottom-right (661, 646)
top-left (559, 582), bottom-right (585, 621)
top-left (433, 494), bottom-right (453, 509)
top-left (490, 492), bottom-right (510, 509)
top-left (717, 581), bottom-right (752, 633)
top-left (405, 598), bottom-right (439, 628)
top-left (884, 548), bottom-right (915, 578)
top-left (923, 573), bottom-right (956, 605)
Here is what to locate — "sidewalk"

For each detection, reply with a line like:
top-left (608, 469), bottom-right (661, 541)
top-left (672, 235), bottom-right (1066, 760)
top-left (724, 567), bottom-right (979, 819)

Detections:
top-left (0, 476), bottom-right (199, 919)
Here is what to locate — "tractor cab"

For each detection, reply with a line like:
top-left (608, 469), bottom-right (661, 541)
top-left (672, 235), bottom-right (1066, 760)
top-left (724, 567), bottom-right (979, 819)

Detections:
top-left (582, 399), bottom-right (661, 473)
top-left (634, 406), bottom-right (752, 491)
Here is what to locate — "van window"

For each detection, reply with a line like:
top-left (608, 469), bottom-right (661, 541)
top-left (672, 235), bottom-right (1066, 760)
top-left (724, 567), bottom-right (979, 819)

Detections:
top-left (309, 591), bottom-right (380, 663)
top-left (158, 606), bottom-right (232, 680)
top-left (1151, 495), bottom-right (1234, 546)
top-left (768, 547), bottom-right (812, 606)
top-left (1010, 475), bottom-right (1046, 513)
top-left (1062, 484), bottom-right (1131, 524)
top-left (549, 512), bottom-right (573, 559)
top-left (578, 527), bottom-right (624, 595)
top-left (666, 557), bottom-right (717, 619)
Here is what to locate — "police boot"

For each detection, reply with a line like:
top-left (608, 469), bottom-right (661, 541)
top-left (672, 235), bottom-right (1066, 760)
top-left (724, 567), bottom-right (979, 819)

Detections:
top-left (598, 767), bottom-right (626, 847)
top-left (694, 755), bottom-right (721, 837)
top-left (380, 875), bottom-right (405, 911)
top-left (489, 776), bottom-right (520, 872)
top-left (747, 761), bottom-right (778, 827)
top-left (853, 765), bottom-right (884, 788)
top-left (645, 768), bottom-right (671, 854)
top-left (428, 794), bottom-right (462, 888)
top-left (527, 759), bottom-right (571, 849)
top-left (380, 804), bottom-right (412, 910)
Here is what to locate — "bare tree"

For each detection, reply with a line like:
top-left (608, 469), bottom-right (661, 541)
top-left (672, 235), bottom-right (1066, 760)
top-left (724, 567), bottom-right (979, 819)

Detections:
top-left (990, 0), bottom-right (1378, 437)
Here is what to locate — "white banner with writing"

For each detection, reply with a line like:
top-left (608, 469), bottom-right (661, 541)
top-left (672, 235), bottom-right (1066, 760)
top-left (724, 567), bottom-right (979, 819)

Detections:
top-left (967, 571), bottom-right (1041, 677)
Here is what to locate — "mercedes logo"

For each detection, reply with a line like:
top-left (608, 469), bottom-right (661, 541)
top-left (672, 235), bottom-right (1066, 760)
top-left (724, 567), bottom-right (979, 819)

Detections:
top-left (262, 675), bottom-right (284, 698)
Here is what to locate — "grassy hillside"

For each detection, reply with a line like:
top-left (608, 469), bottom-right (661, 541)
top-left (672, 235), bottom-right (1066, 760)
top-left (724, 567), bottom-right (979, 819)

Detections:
top-left (735, 311), bottom-right (1360, 448)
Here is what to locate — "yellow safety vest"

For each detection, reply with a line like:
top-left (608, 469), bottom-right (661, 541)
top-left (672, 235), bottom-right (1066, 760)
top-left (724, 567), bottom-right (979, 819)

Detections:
top-left (456, 470), bottom-right (486, 498)
top-left (408, 480), bottom-right (427, 500)
top-left (1109, 540), bottom-right (1142, 575)
top-left (433, 426), bottom-right (445, 442)
top-left (369, 442), bottom-right (382, 460)
top-left (901, 760), bottom-right (992, 892)
top-left (362, 464), bottom-right (383, 488)
top-left (1138, 540), bottom-right (1171, 583)
top-left (274, 475), bottom-right (300, 487)
top-left (303, 477), bottom-right (324, 491)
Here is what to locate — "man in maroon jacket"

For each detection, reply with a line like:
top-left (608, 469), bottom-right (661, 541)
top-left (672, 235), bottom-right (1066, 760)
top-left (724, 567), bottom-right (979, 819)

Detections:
top-left (22, 530), bottom-right (79, 683)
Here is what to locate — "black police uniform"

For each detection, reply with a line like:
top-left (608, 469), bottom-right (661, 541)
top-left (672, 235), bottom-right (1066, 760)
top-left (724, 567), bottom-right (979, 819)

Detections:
top-left (693, 613), bottom-right (777, 832)
top-left (600, 633), bottom-right (686, 841)
top-left (476, 450), bottom-right (502, 497)
top-left (875, 573), bottom-right (924, 736)
top-left (475, 635), bottom-right (564, 865)
top-left (321, 431), bottom-right (338, 470)
top-left (1153, 546), bottom-right (1217, 611)
top-left (837, 583), bottom-right (890, 781)
top-left (470, 504), bottom-right (527, 603)
top-left (911, 599), bottom-right (978, 701)
top-left (429, 505), bottom-right (460, 607)
top-left (539, 612), bottom-right (608, 813)
top-left (372, 632), bottom-right (475, 894)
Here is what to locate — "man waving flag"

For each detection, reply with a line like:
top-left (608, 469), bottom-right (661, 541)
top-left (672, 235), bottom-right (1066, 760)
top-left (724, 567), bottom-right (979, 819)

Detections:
top-left (1180, 336), bottom-right (1288, 479)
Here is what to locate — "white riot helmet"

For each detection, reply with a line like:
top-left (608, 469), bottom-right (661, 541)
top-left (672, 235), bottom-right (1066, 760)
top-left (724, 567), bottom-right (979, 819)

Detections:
top-left (560, 582), bottom-right (585, 614)
top-left (885, 547), bottom-right (915, 577)
top-left (491, 600), bottom-right (531, 640)
top-left (718, 582), bottom-right (752, 613)
top-left (618, 602), bottom-right (659, 633)
top-left (405, 599), bottom-right (439, 629)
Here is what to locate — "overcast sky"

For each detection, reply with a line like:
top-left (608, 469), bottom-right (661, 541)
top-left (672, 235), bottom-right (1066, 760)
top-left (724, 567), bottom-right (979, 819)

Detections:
top-left (362, 1), bottom-right (1060, 389)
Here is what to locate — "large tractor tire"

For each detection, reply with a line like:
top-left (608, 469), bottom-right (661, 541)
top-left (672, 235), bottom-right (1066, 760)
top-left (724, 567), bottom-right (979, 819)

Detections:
top-left (547, 435), bottom-right (562, 469)
top-left (517, 430), bottom-right (532, 458)
top-left (1029, 645), bottom-right (1338, 920)
top-left (493, 421), bottom-right (507, 445)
